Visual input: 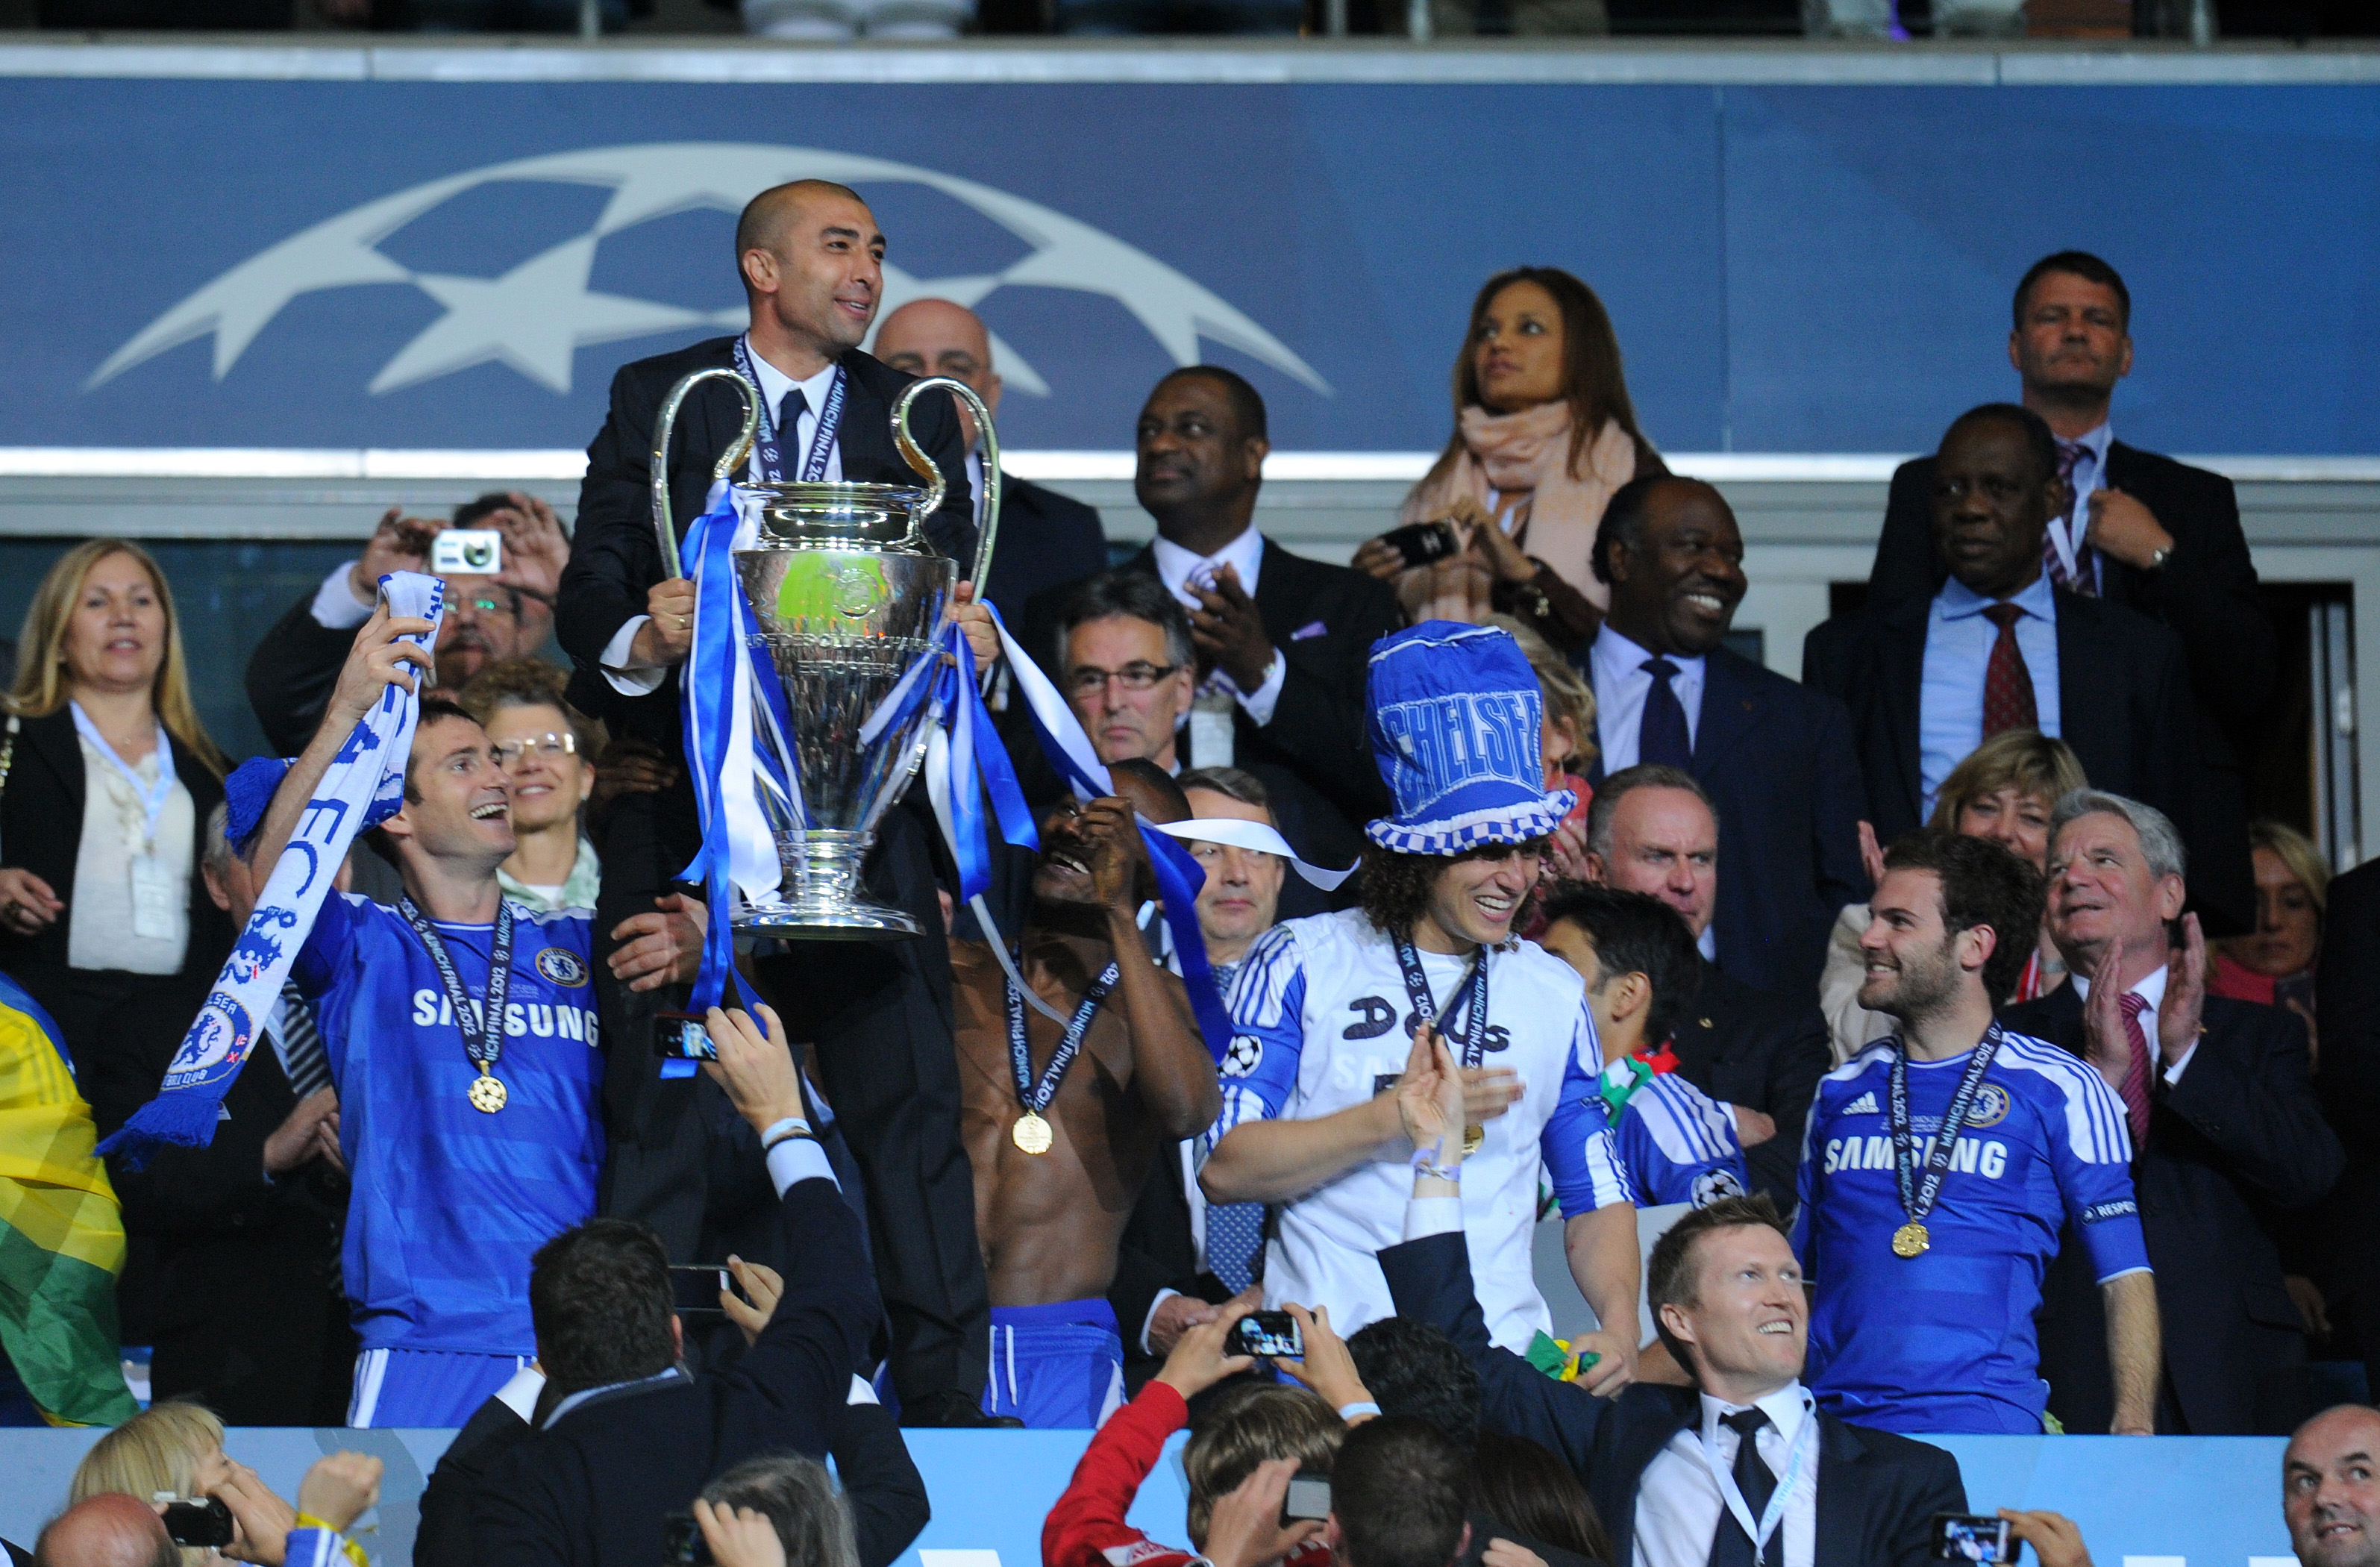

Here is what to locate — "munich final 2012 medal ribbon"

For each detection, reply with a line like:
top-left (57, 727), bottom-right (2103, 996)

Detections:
top-left (398, 895), bottom-right (515, 1113)
top-left (1885, 1021), bottom-right (2005, 1258)
top-left (1393, 936), bottom-right (1491, 1155)
top-left (1003, 957), bottom-right (1118, 1154)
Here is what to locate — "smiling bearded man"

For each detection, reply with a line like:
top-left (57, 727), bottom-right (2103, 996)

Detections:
top-left (1201, 622), bottom-right (1644, 1393)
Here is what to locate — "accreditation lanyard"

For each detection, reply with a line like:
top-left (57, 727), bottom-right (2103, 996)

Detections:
top-left (1392, 939), bottom-right (1489, 1068)
top-left (69, 701), bottom-right (177, 849)
top-left (1888, 1024), bottom-right (2002, 1230)
top-left (1699, 1394), bottom-right (1815, 1555)
top-left (400, 897), bottom-right (515, 1081)
top-left (1005, 959), bottom-right (1119, 1119)
top-left (733, 335), bottom-right (847, 484)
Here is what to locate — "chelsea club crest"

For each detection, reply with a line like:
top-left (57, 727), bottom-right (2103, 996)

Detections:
top-left (536, 947), bottom-right (589, 988)
top-left (163, 992), bottom-right (254, 1092)
top-left (1967, 1083), bottom-right (2012, 1127)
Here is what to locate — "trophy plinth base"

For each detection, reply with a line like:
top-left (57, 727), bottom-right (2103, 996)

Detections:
top-left (730, 829), bottom-right (921, 941)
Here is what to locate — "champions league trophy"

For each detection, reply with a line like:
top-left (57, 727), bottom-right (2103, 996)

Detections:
top-left (651, 369), bottom-right (1001, 939)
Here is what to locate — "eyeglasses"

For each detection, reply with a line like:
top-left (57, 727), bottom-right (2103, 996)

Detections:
top-left (446, 589), bottom-right (522, 622)
top-left (1067, 662), bottom-right (1180, 696)
top-left (492, 733), bottom-right (577, 767)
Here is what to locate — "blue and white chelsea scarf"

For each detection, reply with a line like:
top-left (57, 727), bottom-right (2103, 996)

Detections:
top-left (101, 573), bottom-right (445, 1166)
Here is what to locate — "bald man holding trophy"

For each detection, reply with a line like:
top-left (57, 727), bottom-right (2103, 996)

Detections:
top-left (556, 178), bottom-right (1012, 1426)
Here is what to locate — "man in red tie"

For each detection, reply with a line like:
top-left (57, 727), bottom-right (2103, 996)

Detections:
top-left (2001, 789), bottom-right (2343, 1436)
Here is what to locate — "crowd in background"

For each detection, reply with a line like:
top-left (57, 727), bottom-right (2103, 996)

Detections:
top-left (4, 193), bottom-right (2379, 1567)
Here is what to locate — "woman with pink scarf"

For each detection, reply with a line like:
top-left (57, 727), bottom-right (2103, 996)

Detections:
top-left (1353, 266), bottom-right (1665, 652)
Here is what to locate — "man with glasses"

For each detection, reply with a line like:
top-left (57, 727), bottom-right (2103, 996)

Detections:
top-left (245, 492), bottom-right (571, 757)
top-left (242, 609), bottom-right (704, 1427)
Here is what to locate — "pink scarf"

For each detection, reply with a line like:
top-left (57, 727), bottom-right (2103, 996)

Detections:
top-left (1401, 403), bottom-right (1640, 608)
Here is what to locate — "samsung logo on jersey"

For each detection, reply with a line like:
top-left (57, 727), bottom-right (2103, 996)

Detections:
top-left (2081, 1199), bottom-right (2138, 1224)
top-left (412, 989), bottom-right (601, 1045)
top-left (1823, 1135), bottom-right (2008, 1179)
top-left (1373, 692), bottom-right (1538, 810)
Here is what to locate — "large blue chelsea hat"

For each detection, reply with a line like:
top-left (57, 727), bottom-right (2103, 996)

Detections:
top-left (1364, 620), bottom-right (1576, 857)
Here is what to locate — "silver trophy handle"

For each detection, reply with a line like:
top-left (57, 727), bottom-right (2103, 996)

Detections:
top-left (892, 376), bottom-right (1003, 592)
top-left (651, 366), bottom-right (763, 581)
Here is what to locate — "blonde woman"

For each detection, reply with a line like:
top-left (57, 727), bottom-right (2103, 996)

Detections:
top-left (1817, 731), bottom-right (2087, 1063)
top-left (71, 1401), bottom-right (295, 1567)
top-left (0, 541), bottom-right (232, 1062)
top-left (457, 659), bottom-right (605, 914)
top-left (2212, 819), bottom-right (2329, 1037)
top-left (1491, 615), bottom-right (1597, 886)
top-left (1353, 267), bottom-right (1665, 653)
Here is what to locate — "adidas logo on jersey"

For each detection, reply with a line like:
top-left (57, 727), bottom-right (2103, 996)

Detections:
top-left (1840, 1091), bottom-right (1880, 1117)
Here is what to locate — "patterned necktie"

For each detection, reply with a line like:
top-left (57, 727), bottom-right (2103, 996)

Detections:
top-left (1980, 604), bottom-right (2038, 737)
top-left (1708, 1407), bottom-right (1781, 1567)
top-left (2117, 991), bottom-right (2155, 1150)
top-left (2043, 440), bottom-right (2098, 596)
top-left (1638, 657), bottom-right (1694, 768)
top-left (276, 981), bottom-right (333, 1101)
top-left (1200, 959), bottom-right (1265, 1295)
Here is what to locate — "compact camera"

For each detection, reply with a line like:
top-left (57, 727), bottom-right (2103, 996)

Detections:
top-left (157, 1498), bottom-right (234, 1548)
top-left (658, 1013), bottom-right (717, 1061)
top-left (430, 528), bottom-right (504, 575)
top-left (1930, 1514), bottom-right (2013, 1563)
top-left (1280, 1474), bottom-right (1332, 1527)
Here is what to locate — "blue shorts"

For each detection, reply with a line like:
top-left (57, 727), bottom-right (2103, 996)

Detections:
top-left (981, 1298), bottom-right (1124, 1430)
top-left (348, 1347), bottom-right (534, 1428)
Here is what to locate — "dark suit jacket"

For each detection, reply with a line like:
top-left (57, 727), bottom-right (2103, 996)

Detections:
top-left (555, 335), bottom-right (975, 836)
top-left (1019, 537), bottom-right (1403, 831)
top-left (1800, 587), bottom-right (2250, 933)
top-left (475, 1175), bottom-right (886, 1567)
top-left (1670, 959), bottom-right (1831, 1209)
top-left (82, 972), bottom-right (352, 1425)
top-left (1588, 642), bottom-right (1870, 997)
top-left (245, 592), bottom-right (366, 759)
top-left (2003, 985), bottom-right (2342, 1435)
top-left (1378, 1229), bottom-right (1964, 1567)
top-left (2317, 862), bottom-right (2380, 1391)
top-left (1867, 446), bottom-right (2267, 930)
top-left (1106, 1141), bottom-right (1233, 1395)
top-left (420, 1380), bottom-right (926, 1567)
top-left (0, 710), bottom-right (233, 1041)
top-left (982, 472), bottom-right (1107, 628)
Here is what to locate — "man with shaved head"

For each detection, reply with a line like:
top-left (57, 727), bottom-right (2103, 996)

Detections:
top-left (558, 178), bottom-right (1009, 1426)
top-left (32, 1495), bottom-right (177, 1567)
top-left (874, 298), bottom-right (1106, 626)
top-left (2287, 1405), bottom-right (2380, 1566)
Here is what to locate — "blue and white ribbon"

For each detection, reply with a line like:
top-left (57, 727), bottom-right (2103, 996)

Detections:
top-left (101, 573), bottom-right (446, 1167)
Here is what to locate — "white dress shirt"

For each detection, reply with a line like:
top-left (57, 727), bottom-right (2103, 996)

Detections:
top-left (1590, 625), bottom-right (1706, 773)
top-left (2047, 422), bottom-right (2115, 591)
top-left (2070, 963), bottom-right (2194, 1085)
top-left (1148, 526), bottom-right (1287, 726)
top-left (601, 348), bottom-right (845, 695)
top-left (1634, 1383), bottom-right (1819, 1567)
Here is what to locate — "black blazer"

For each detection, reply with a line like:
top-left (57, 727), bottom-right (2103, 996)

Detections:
top-left (1107, 1141), bottom-right (1233, 1395)
top-left (83, 971), bottom-right (351, 1425)
top-left (1018, 537), bottom-right (1404, 829)
top-left (1587, 642), bottom-right (1870, 997)
top-left (2002, 984), bottom-right (2341, 1435)
top-left (420, 1382), bottom-right (926, 1567)
top-left (2317, 862), bottom-right (2380, 1394)
top-left (556, 335), bottom-right (977, 762)
top-left (981, 472), bottom-right (1108, 629)
top-left (1670, 959), bottom-right (1832, 1210)
top-left (244, 592), bottom-right (366, 759)
top-left (474, 1175), bottom-right (888, 1567)
top-left (1867, 446), bottom-right (2268, 931)
top-left (1378, 1229), bottom-right (1965, 1567)
top-left (1800, 587), bottom-right (2250, 933)
top-left (0, 709), bottom-right (233, 1040)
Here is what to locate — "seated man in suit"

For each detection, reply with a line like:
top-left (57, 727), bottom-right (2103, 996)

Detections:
top-left (1046, 570), bottom-right (1355, 919)
top-left (1866, 251), bottom-right (2271, 933)
top-left (2282, 1404), bottom-right (2380, 1567)
top-left (84, 804), bottom-right (353, 1426)
top-left (1803, 401), bottom-right (2244, 933)
top-left (474, 1001), bottom-right (907, 1567)
top-left (2007, 789), bottom-right (2342, 1435)
top-left (1583, 475), bottom-right (1867, 995)
top-left (1581, 764), bottom-right (1829, 1209)
top-left (1379, 1033), bottom-right (1965, 1567)
top-left (1021, 366), bottom-right (1403, 836)
top-left (1800, 830), bottom-right (2159, 1436)
top-left (871, 298), bottom-right (1108, 628)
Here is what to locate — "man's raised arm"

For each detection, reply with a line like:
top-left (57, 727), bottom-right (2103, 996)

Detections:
top-left (245, 604), bottom-right (430, 875)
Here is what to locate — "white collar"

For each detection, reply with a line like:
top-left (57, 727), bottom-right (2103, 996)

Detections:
top-left (2072, 962), bottom-right (2168, 1010)
top-left (741, 336), bottom-right (840, 425)
top-left (1591, 623), bottom-right (1703, 685)
top-left (542, 1365), bottom-right (687, 1428)
top-left (1150, 526), bottom-right (1265, 604)
top-left (2067, 422), bottom-right (2114, 463)
top-left (1698, 1380), bottom-right (1811, 1448)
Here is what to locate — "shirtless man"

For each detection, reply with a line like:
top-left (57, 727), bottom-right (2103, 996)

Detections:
top-left (948, 760), bottom-right (1222, 1427)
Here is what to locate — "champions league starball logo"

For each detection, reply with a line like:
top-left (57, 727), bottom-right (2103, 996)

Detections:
top-left (87, 142), bottom-right (1331, 403)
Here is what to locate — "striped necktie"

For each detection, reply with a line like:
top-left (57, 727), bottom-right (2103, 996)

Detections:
top-left (275, 982), bottom-right (333, 1101)
top-left (2044, 440), bottom-right (2099, 596)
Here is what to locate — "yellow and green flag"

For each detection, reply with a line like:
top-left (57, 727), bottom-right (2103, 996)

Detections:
top-left (0, 973), bottom-right (137, 1426)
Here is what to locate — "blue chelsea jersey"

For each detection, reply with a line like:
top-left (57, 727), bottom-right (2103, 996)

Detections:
top-left (292, 892), bottom-right (605, 1356)
top-left (1791, 1032), bottom-right (2149, 1435)
top-left (1582, 1066), bottom-right (1750, 1210)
